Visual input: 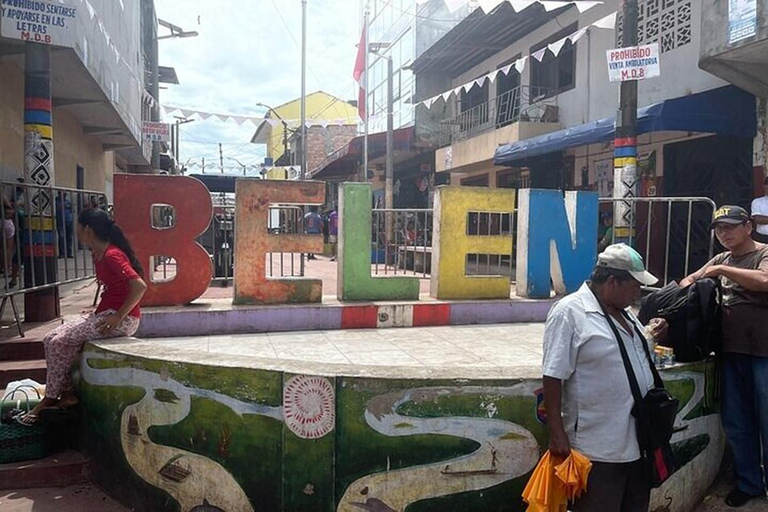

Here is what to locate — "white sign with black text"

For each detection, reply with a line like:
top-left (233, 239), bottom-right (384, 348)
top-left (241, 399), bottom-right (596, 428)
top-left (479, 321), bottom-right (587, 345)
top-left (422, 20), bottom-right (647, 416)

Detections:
top-left (606, 44), bottom-right (661, 83)
top-left (0, 0), bottom-right (77, 46)
top-left (143, 122), bottom-right (171, 143)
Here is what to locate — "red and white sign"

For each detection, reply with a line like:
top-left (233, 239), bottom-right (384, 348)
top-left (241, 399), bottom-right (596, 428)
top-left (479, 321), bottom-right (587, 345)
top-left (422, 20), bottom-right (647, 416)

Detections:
top-left (606, 43), bottom-right (660, 83)
top-left (143, 122), bottom-right (170, 143)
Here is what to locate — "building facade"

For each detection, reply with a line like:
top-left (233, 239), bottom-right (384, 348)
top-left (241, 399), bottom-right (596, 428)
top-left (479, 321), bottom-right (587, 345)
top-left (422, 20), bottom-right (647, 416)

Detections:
top-left (365, 0), bottom-right (472, 133)
top-left (0, 0), bottom-right (160, 197)
top-left (250, 91), bottom-right (359, 168)
top-left (413, 0), bottom-right (761, 207)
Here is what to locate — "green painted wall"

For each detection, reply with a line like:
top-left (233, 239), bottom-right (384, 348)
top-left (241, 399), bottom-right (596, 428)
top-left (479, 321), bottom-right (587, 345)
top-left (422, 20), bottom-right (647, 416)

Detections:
top-left (79, 347), bottom-right (722, 512)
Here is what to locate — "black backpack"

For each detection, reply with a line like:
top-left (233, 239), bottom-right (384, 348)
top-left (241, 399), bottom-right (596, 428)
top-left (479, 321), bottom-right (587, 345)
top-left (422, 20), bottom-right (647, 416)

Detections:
top-left (638, 278), bottom-right (722, 362)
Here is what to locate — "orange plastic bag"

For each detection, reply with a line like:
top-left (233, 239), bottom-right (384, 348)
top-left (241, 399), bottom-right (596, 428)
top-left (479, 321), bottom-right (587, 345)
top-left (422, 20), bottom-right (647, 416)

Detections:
top-left (522, 450), bottom-right (593, 512)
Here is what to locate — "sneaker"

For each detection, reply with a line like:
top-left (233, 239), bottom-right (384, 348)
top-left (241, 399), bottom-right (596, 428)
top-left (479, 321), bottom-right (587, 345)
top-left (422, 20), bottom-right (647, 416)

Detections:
top-left (725, 489), bottom-right (762, 508)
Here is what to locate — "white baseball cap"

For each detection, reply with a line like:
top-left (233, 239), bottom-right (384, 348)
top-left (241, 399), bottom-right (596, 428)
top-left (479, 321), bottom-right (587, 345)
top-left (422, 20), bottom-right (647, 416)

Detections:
top-left (597, 243), bottom-right (659, 286)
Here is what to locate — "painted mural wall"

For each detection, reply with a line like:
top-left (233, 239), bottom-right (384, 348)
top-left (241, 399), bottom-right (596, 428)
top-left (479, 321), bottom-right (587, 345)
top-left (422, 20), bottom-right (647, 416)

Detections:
top-left (79, 346), bottom-right (723, 512)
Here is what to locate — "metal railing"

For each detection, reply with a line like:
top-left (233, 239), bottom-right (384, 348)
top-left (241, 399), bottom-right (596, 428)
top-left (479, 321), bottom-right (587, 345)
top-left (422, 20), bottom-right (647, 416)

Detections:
top-left (599, 197), bottom-right (718, 287)
top-left (0, 181), bottom-right (109, 336)
top-left (438, 85), bottom-right (559, 148)
top-left (193, 201), bottom-right (309, 285)
top-left (372, 209), bottom-right (433, 279)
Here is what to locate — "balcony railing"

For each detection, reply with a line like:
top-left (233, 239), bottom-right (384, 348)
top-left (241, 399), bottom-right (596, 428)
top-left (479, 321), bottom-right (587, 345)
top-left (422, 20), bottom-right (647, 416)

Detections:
top-left (438, 85), bottom-right (560, 148)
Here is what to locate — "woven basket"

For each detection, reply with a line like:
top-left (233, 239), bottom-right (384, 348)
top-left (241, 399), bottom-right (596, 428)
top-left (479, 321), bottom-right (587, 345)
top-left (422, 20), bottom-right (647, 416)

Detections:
top-left (0, 387), bottom-right (48, 464)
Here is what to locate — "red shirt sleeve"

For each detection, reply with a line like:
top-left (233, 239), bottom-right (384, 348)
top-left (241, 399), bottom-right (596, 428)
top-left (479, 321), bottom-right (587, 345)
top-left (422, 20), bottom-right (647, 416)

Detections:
top-left (103, 248), bottom-right (140, 282)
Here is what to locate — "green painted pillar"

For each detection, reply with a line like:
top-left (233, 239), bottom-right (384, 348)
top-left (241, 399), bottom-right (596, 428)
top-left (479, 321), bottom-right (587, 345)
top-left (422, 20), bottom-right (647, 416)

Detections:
top-left (337, 183), bottom-right (419, 301)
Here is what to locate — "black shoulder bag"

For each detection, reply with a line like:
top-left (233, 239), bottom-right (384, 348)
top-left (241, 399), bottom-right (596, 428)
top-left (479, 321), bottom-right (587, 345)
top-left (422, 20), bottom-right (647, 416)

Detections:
top-left (599, 300), bottom-right (679, 488)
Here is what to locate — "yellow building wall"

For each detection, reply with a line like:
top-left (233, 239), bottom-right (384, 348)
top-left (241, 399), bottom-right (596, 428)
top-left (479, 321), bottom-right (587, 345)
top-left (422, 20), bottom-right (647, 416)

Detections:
top-left (267, 91), bottom-right (359, 162)
top-left (0, 59), bottom-right (114, 192)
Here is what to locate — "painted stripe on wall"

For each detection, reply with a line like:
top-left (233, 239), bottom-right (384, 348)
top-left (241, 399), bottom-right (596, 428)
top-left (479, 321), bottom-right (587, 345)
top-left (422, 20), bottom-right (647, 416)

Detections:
top-left (25, 97), bottom-right (52, 111)
top-left (413, 304), bottom-right (451, 327)
top-left (25, 110), bottom-right (52, 125)
top-left (341, 306), bottom-right (378, 329)
top-left (24, 124), bottom-right (53, 139)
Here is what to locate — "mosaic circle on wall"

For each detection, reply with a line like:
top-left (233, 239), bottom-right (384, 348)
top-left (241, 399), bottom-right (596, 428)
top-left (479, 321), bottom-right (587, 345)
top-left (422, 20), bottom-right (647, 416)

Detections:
top-left (283, 375), bottom-right (335, 439)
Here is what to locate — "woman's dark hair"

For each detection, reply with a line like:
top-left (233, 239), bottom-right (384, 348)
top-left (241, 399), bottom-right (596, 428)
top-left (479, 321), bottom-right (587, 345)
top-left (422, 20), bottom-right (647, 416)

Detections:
top-left (590, 266), bottom-right (634, 285)
top-left (78, 208), bottom-right (144, 276)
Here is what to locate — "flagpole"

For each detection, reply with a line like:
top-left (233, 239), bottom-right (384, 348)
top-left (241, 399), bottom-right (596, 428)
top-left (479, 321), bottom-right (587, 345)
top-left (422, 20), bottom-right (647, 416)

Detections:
top-left (300, 0), bottom-right (308, 180)
top-left (363, 2), bottom-right (370, 183)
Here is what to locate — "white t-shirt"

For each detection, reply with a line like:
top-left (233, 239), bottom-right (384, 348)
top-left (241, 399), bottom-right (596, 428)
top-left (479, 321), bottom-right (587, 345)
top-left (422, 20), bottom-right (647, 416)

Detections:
top-left (751, 196), bottom-right (768, 236)
top-left (542, 283), bottom-right (655, 463)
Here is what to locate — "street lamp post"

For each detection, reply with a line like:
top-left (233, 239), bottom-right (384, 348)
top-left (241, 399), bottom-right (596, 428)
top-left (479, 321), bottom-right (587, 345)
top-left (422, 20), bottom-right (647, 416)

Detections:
top-left (369, 42), bottom-right (394, 242)
top-left (172, 116), bottom-right (194, 174)
top-left (153, 19), bottom-right (198, 172)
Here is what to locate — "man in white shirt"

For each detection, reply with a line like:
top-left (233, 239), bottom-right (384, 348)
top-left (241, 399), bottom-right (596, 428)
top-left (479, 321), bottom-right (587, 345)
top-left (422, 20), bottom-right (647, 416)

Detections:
top-left (542, 244), bottom-right (667, 512)
top-left (751, 175), bottom-right (768, 244)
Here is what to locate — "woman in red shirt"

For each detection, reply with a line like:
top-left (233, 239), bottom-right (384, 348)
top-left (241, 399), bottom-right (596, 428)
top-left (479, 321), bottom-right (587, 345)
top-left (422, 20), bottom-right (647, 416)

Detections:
top-left (18, 209), bottom-right (147, 426)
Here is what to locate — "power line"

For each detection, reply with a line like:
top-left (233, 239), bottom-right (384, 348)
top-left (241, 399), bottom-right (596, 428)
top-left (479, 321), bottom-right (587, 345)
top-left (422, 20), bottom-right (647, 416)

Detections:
top-left (268, 0), bottom-right (326, 91)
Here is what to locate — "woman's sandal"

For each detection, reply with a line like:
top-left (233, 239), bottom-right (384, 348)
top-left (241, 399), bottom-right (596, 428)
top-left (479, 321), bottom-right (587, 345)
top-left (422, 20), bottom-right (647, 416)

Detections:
top-left (15, 412), bottom-right (40, 427)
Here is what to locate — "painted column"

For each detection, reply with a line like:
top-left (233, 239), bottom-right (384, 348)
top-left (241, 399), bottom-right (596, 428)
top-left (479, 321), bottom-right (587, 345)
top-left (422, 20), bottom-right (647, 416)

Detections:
top-left (337, 183), bottom-right (419, 301)
top-left (613, 137), bottom-right (638, 243)
top-left (23, 43), bottom-right (59, 322)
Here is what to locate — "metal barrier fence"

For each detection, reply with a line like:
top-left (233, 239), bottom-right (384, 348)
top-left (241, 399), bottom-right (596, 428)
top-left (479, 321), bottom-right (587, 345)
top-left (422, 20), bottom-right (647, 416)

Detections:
top-left (371, 209), bottom-right (433, 279)
top-left (0, 181), bottom-right (109, 336)
top-left (195, 201), bottom-right (308, 285)
top-left (599, 197), bottom-right (717, 287)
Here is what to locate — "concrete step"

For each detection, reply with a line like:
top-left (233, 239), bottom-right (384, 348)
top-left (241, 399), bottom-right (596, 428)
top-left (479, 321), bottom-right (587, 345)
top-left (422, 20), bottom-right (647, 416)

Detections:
top-left (0, 360), bottom-right (46, 390)
top-left (0, 338), bottom-right (45, 362)
top-left (0, 451), bottom-right (90, 491)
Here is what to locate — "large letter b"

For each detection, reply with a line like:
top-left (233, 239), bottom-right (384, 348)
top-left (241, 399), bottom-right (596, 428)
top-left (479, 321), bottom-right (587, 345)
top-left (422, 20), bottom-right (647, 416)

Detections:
top-left (114, 174), bottom-right (212, 306)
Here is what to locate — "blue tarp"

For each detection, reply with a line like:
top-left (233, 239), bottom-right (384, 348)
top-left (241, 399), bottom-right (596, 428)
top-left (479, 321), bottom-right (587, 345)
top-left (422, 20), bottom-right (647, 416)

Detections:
top-left (494, 86), bottom-right (757, 166)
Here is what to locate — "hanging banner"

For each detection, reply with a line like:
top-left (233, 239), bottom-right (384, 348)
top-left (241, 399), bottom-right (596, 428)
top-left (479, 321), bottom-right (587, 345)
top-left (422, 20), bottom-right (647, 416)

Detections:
top-left (729, 0), bottom-right (757, 43)
top-left (0, 0), bottom-right (78, 46)
top-left (606, 43), bottom-right (660, 83)
top-left (143, 122), bottom-right (170, 143)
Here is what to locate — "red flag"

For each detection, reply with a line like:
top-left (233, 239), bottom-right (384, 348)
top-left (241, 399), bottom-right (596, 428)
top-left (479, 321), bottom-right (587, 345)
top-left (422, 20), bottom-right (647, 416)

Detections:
top-left (353, 26), bottom-right (366, 120)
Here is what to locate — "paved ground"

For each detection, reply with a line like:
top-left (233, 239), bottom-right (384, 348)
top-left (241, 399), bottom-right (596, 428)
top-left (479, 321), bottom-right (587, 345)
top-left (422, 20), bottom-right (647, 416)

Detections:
top-left (0, 485), bottom-right (129, 512)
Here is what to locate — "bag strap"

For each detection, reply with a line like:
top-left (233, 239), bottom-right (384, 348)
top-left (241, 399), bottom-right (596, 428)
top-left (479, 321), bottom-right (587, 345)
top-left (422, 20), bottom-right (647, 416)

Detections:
top-left (622, 311), bottom-right (665, 390)
top-left (590, 288), bottom-right (664, 404)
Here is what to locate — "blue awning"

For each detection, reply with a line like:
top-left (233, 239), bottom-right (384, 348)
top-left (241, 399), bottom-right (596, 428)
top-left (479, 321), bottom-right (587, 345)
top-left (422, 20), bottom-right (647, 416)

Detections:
top-left (494, 85), bottom-right (756, 166)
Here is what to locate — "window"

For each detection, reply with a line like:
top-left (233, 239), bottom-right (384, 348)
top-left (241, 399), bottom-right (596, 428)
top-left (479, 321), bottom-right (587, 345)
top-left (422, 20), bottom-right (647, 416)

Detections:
top-left (496, 56), bottom-right (521, 127)
top-left (460, 77), bottom-right (490, 129)
top-left (461, 174), bottom-right (489, 187)
top-left (530, 24), bottom-right (577, 98)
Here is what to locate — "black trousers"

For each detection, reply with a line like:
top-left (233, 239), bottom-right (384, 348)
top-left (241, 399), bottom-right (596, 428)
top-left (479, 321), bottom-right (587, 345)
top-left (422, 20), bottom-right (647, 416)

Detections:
top-left (572, 460), bottom-right (651, 512)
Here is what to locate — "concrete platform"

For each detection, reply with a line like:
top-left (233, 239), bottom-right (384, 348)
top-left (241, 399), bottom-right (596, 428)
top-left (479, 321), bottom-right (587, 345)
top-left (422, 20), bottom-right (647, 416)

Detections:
top-left (93, 324), bottom-right (546, 380)
top-left (80, 324), bottom-right (724, 512)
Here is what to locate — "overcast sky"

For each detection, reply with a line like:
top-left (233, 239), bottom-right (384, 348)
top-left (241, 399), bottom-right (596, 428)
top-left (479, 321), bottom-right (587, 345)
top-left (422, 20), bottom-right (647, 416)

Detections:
top-left (155, 0), bottom-right (361, 175)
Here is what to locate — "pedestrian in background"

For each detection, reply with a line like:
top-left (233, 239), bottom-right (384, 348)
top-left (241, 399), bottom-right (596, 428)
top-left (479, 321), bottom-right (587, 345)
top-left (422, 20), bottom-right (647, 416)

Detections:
top-left (681, 206), bottom-right (768, 508)
top-left (303, 207), bottom-right (323, 260)
top-left (751, 175), bottom-right (768, 243)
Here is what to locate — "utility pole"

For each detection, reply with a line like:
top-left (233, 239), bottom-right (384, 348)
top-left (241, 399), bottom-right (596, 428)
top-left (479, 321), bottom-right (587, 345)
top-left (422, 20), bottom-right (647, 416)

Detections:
top-left (362, 4), bottom-right (370, 183)
top-left (300, 0), bottom-right (308, 180)
top-left (202, 157), bottom-right (206, 174)
top-left (614, 0), bottom-right (639, 243)
top-left (219, 143), bottom-right (224, 173)
top-left (173, 117), bottom-right (194, 175)
top-left (386, 55), bottom-right (394, 212)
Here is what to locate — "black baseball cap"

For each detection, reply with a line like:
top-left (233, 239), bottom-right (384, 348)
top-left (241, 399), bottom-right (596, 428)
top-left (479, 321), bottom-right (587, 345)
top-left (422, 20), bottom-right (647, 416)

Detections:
top-left (709, 205), bottom-right (751, 229)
